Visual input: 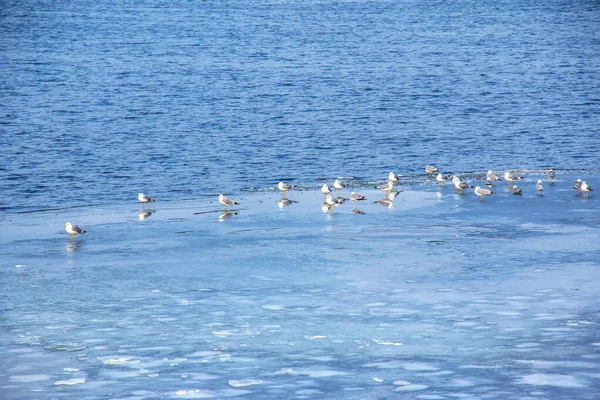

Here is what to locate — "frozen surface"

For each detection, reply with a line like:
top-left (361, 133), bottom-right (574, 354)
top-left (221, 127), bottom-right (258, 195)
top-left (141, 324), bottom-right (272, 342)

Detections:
top-left (1, 179), bottom-right (599, 399)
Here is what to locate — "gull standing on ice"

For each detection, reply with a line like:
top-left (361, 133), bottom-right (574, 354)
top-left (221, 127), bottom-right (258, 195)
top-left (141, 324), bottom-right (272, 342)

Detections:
top-left (388, 172), bottom-right (398, 186)
top-left (350, 192), bottom-right (367, 204)
top-left (474, 186), bottom-right (494, 200)
top-left (573, 179), bottom-right (582, 195)
top-left (452, 176), bottom-right (472, 193)
top-left (138, 193), bottom-right (156, 207)
top-left (486, 170), bottom-right (502, 182)
top-left (581, 181), bottom-right (594, 197)
top-left (511, 185), bottom-right (523, 195)
top-left (321, 184), bottom-right (332, 199)
top-left (536, 179), bottom-right (544, 195)
top-left (504, 171), bottom-right (522, 186)
top-left (425, 165), bottom-right (439, 176)
top-left (278, 182), bottom-right (294, 199)
top-left (333, 179), bottom-right (347, 197)
top-left (64, 222), bottom-right (87, 239)
top-left (218, 194), bottom-right (239, 210)
top-left (377, 181), bottom-right (395, 197)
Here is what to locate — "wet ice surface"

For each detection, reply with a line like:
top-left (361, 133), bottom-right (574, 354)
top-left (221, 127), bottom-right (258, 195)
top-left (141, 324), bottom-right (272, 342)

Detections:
top-left (1, 178), bottom-right (599, 399)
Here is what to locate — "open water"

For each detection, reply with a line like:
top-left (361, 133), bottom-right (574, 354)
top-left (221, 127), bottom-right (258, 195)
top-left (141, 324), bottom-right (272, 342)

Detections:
top-left (1, 0), bottom-right (600, 211)
top-left (1, 0), bottom-right (600, 399)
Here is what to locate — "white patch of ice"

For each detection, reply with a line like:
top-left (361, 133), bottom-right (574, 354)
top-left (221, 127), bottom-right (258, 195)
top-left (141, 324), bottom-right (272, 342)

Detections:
top-left (395, 383), bottom-right (429, 391)
top-left (517, 373), bottom-right (586, 388)
top-left (16, 264), bottom-right (25, 268)
top-left (228, 379), bottom-right (263, 388)
top-left (174, 389), bottom-right (214, 398)
top-left (63, 367), bottom-right (79, 373)
top-left (373, 377), bottom-right (383, 383)
top-left (98, 356), bottom-right (133, 365)
top-left (393, 380), bottom-right (411, 386)
top-left (54, 378), bottom-right (86, 386)
top-left (366, 302), bottom-right (387, 307)
top-left (417, 395), bottom-right (445, 400)
top-left (373, 339), bottom-right (403, 346)
top-left (262, 304), bottom-right (285, 310)
top-left (305, 335), bottom-right (328, 340)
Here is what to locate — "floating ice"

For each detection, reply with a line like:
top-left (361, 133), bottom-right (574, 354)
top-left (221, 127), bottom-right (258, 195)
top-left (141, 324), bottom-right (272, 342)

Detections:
top-left (373, 377), bottom-right (383, 383)
top-left (262, 304), bottom-right (285, 310)
top-left (517, 373), bottom-right (586, 388)
top-left (174, 389), bottom-right (214, 398)
top-left (228, 379), bottom-right (263, 388)
top-left (373, 339), bottom-right (403, 346)
top-left (98, 356), bottom-right (133, 365)
top-left (16, 264), bottom-right (25, 268)
top-left (395, 383), bottom-right (429, 391)
top-left (63, 368), bottom-right (79, 372)
top-left (393, 380), bottom-right (411, 386)
top-left (54, 378), bottom-right (85, 386)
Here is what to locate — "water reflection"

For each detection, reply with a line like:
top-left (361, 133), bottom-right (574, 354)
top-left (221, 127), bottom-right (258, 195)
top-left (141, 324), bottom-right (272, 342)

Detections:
top-left (65, 240), bottom-right (79, 252)
top-left (219, 211), bottom-right (238, 221)
top-left (138, 209), bottom-right (155, 221)
top-left (376, 198), bottom-right (394, 209)
top-left (351, 208), bottom-right (366, 215)
top-left (278, 199), bottom-right (297, 208)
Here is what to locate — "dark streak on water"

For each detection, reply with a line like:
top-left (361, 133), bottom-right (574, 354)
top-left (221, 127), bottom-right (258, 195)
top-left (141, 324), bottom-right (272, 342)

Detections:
top-left (1, 0), bottom-right (599, 212)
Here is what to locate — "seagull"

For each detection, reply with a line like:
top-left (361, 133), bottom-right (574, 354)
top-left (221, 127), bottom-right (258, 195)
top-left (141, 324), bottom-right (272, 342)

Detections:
top-left (138, 193), bottom-right (156, 207)
top-left (218, 194), bottom-right (239, 210)
top-left (511, 185), bottom-right (523, 195)
top-left (425, 165), bottom-right (439, 176)
top-left (581, 181), bottom-right (594, 197)
top-left (436, 173), bottom-right (448, 183)
top-left (350, 192), bottom-right (367, 204)
top-left (321, 184), bottom-right (332, 199)
top-left (573, 179), bottom-right (582, 195)
top-left (333, 179), bottom-right (347, 196)
top-left (474, 186), bottom-right (494, 200)
top-left (547, 169), bottom-right (556, 182)
top-left (536, 179), bottom-right (544, 195)
top-left (486, 170), bottom-right (502, 181)
top-left (278, 182), bottom-right (294, 198)
top-left (376, 181), bottom-right (395, 197)
top-left (388, 172), bottom-right (398, 186)
top-left (504, 171), bottom-right (523, 186)
top-left (452, 176), bottom-right (471, 193)
top-left (64, 222), bottom-right (87, 239)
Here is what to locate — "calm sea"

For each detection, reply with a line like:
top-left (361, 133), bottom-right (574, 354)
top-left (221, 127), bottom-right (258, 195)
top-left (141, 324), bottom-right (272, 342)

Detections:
top-left (2, 0), bottom-right (600, 211)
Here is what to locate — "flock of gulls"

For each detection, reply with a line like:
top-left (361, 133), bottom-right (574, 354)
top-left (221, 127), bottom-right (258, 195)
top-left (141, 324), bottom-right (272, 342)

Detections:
top-left (63, 166), bottom-right (594, 239)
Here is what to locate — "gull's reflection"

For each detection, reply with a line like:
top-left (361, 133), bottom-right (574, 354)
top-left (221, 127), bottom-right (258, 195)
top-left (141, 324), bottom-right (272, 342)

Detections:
top-left (321, 203), bottom-right (333, 214)
top-left (376, 198), bottom-right (394, 209)
top-left (66, 240), bottom-right (79, 253)
top-left (351, 208), bottom-right (366, 215)
top-left (278, 199), bottom-right (297, 208)
top-left (219, 211), bottom-right (238, 221)
top-left (138, 209), bottom-right (155, 221)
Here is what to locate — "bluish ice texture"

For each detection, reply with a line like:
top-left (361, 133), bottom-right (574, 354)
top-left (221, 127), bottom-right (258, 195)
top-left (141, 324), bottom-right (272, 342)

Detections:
top-left (1, 177), bottom-right (600, 399)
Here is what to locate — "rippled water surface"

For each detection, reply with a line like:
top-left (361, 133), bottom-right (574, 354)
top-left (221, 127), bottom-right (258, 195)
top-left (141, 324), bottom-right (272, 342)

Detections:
top-left (1, 0), bottom-right (600, 399)
top-left (1, 0), bottom-right (600, 211)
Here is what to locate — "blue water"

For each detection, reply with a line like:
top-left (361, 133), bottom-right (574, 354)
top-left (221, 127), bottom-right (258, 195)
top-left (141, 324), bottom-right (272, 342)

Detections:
top-left (1, 0), bottom-right (600, 211)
